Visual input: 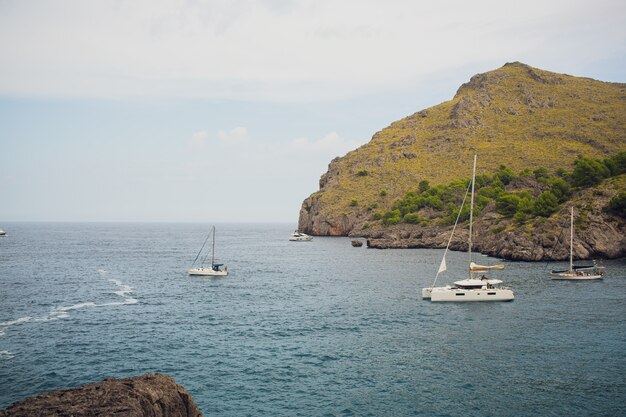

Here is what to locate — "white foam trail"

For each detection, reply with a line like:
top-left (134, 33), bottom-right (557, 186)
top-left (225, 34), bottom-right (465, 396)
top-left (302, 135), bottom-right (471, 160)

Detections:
top-left (0, 272), bottom-right (137, 339)
top-left (100, 298), bottom-right (139, 307)
top-left (0, 316), bottom-right (34, 327)
top-left (58, 302), bottom-right (99, 311)
top-left (0, 350), bottom-right (14, 360)
top-left (108, 278), bottom-right (136, 303)
top-left (0, 317), bottom-right (33, 336)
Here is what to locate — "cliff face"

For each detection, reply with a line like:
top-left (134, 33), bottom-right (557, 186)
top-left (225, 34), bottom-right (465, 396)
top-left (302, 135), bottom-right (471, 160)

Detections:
top-left (299, 62), bottom-right (626, 238)
top-left (0, 374), bottom-right (203, 417)
top-left (361, 176), bottom-right (626, 261)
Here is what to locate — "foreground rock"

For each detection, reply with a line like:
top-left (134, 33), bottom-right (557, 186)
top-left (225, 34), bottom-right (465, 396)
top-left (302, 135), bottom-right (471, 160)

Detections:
top-left (0, 374), bottom-right (203, 417)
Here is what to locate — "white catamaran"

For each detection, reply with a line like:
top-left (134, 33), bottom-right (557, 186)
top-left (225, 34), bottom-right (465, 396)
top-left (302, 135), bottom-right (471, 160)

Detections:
top-left (549, 207), bottom-right (604, 280)
top-left (188, 226), bottom-right (228, 276)
top-left (422, 155), bottom-right (514, 302)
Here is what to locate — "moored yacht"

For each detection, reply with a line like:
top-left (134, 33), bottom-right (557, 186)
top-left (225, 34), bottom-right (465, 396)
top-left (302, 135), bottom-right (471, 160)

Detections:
top-left (188, 226), bottom-right (228, 277)
top-left (549, 207), bottom-right (604, 280)
top-left (289, 231), bottom-right (313, 241)
top-left (424, 277), bottom-right (514, 302)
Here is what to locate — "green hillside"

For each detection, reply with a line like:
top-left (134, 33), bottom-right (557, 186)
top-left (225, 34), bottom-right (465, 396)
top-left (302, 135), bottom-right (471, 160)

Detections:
top-left (299, 62), bottom-right (626, 236)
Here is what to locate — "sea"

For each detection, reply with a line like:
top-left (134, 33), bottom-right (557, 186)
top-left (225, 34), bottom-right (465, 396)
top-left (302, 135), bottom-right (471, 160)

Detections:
top-left (0, 222), bottom-right (625, 416)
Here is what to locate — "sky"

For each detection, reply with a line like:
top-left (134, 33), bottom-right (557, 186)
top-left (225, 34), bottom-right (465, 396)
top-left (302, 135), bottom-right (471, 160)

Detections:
top-left (1, 0), bottom-right (625, 223)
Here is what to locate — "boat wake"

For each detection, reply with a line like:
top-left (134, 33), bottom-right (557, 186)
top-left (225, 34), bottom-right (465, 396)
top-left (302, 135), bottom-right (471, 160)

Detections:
top-left (0, 350), bottom-right (14, 360)
top-left (0, 273), bottom-right (138, 344)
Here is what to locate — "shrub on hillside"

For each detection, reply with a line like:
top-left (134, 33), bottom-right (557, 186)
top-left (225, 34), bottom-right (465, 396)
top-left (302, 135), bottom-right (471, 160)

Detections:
top-left (496, 193), bottom-right (521, 217)
top-left (403, 213), bottom-right (422, 224)
top-left (533, 167), bottom-right (549, 180)
top-left (604, 151), bottom-right (626, 176)
top-left (547, 177), bottom-right (571, 202)
top-left (571, 156), bottom-right (611, 187)
top-left (382, 209), bottom-right (401, 226)
top-left (532, 191), bottom-right (559, 217)
top-left (607, 192), bottom-right (626, 217)
top-left (494, 165), bottom-right (515, 185)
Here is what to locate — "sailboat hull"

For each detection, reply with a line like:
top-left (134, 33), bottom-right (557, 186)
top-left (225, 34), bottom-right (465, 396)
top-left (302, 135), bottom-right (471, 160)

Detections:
top-left (550, 272), bottom-right (602, 280)
top-left (428, 287), bottom-right (514, 302)
top-left (188, 267), bottom-right (228, 276)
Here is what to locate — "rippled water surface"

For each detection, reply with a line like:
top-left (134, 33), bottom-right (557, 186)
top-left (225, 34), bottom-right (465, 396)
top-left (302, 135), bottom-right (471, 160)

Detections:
top-left (1, 223), bottom-right (625, 416)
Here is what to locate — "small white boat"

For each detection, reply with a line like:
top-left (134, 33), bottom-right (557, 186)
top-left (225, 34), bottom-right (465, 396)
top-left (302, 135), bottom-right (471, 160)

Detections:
top-left (422, 155), bottom-right (514, 302)
top-left (0, 229), bottom-right (6, 236)
top-left (550, 207), bottom-right (604, 280)
top-left (289, 231), bottom-right (313, 241)
top-left (188, 226), bottom-right (228, 276)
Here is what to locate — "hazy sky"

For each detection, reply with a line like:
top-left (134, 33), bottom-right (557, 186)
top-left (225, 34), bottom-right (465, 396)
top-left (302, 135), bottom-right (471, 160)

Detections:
top-left (1, 0), bottom-right (625, 223)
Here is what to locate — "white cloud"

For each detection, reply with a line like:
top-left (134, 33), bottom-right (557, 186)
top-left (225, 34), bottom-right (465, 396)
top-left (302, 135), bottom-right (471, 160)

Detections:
top-left (217, 127), bottom-right (249, 145)
top-left (288, 132), bottom-right (359, 156)
top-left (0, 0), bottom-right (624, 101)
top-left (190, 130), bottom-right (209, 149)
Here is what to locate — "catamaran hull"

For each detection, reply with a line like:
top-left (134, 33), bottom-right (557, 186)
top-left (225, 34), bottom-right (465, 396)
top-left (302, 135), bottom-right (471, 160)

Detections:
top-left (188, 268), bottom-right (228, 276)
top-left (426, 287), bottom-right (514, 302)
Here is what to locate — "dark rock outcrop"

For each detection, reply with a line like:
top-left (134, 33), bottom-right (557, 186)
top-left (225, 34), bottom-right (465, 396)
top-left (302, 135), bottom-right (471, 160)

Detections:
top-left (0, 374), bottom-right (203, 417)
top-left (359, 194), bottom-right (626, 261)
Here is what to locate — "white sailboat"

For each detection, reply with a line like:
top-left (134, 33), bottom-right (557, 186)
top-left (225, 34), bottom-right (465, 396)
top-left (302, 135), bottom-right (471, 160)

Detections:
top-left (549, 207), bottom-right (604, 280)
top-left (188, 226), bottom-right (228, 276)
top-left (422, 155), bottom-right (514, 302)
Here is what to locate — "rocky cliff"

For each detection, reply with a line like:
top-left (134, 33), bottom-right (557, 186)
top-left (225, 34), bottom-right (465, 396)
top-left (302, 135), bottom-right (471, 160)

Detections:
top-left (0, 374), bottom-right (203, 417)
top-left (298, 62), bottom-right (626, 260)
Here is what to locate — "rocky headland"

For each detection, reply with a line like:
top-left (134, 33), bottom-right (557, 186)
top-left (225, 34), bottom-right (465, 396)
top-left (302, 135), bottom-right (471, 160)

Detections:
top-left (0, 374), bottom-right (203, 417)
top-left (298, 62), bottom-right (626, 260)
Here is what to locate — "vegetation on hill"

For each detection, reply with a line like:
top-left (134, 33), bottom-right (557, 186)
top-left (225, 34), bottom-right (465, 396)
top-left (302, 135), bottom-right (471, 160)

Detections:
top-left (369, 151), bottom-right (626, 229)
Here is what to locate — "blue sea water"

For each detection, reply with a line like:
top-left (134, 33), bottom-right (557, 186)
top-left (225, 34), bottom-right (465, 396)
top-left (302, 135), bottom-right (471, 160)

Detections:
top-left (0, 222), bottom-right (625, 416)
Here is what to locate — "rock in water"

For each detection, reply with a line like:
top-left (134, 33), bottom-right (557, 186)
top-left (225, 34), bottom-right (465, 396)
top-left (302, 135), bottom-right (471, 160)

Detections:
top-left (0, 374), bottom-right (203, 417)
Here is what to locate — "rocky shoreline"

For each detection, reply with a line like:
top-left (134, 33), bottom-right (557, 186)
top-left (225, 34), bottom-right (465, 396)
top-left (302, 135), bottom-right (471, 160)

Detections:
top-left (351, 207), bottom-right (626, 261)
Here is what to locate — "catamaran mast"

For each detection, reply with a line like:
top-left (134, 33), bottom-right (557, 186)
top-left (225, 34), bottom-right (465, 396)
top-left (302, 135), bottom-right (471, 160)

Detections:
top-left (569, 206), bottom-right (574, 273)
top-left (468, 154), bottom-right (477, 278)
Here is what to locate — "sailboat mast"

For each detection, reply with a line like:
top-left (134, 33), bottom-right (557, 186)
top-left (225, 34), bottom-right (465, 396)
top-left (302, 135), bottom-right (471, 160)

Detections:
top-left (569, 206), bottom-right (574, 273)
top-left (211, 226), bottom-right (216, 266)
top-left (468, 154), bottom-right (477, 278)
